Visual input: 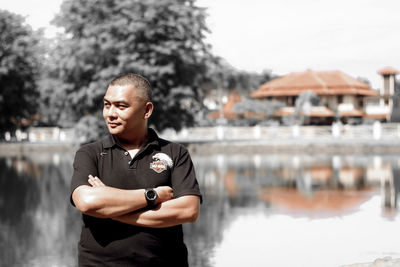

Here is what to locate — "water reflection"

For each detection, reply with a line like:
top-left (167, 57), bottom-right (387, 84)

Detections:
top-left (191, 153), bottom-right (400, 267)
top-left (194, 154), bottom-right (400, 212)
top-left (1, 152), bottom-right (400, 267)
top-left (0, 153), bottom-right (80, 267)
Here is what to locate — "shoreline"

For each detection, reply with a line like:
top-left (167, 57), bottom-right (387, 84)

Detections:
top-left (2, 138), bottom-right (400, 156)
top-left (186, 138), bottom-right (400, 155)
top-left (0, 142), bottom-right (79, 157)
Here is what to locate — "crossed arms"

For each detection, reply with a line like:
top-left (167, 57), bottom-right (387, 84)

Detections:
top-left (72, 175), bottom-right (200, 228)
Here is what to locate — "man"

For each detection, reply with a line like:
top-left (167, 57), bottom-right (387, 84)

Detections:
top-left (70, 73), bottom-right (202, 266)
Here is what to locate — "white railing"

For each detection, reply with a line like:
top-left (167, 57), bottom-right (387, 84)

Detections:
top-left (4, 123), bottom-right (400, 144)
top-left (4, 127), bottom-right (76, 143)
top-left (161, 123), bottom-right (400, 142)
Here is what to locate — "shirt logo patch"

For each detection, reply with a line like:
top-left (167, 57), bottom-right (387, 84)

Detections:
top-left (150, 153), bottom-right (173, 173)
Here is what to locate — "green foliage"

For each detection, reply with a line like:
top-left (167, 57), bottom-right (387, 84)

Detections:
top-left (230, 98), bottom-right (284, 126)
top-left (233, 98), bottom-right (284, 117)
top-left (356, 76), bottom-right (371, 86)
top-left (0, 10), bottom-right (42, 135)
top-left (74, 113), bottom-right (108, 144)
top-left (207, 58), bottom-right (275, 93)
top-left (292, 90), bottom-right (320, 124)
top-left (43, 0), bottom-right (213, 139)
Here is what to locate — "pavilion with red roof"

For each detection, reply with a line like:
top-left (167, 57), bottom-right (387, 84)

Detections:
top-left (251, 68), bottom-right (397, 123)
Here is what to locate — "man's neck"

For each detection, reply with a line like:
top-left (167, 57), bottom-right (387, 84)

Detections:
top-left (115, 129), bottom-right (149, 150)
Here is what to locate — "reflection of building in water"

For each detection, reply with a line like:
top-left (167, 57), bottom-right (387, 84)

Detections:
top-left (2, 152), bottom-right (70, 179)
top-left (194, 154), bottom-right (400, 214)
top-left (365, 157), bottom-right (399, 209)
top-left (259, 158), bottom-right (374, 213)
top-left (309, 165), bottom-right (333, 183)
top-left (7, 157), bottom-right (41, 178)
top-left (223, 169), bottom-right (239, 197)
top-left (391, 168), bottom-right (400, 209)
top-left (258, 187), bottom-right (375, 212)
top-left (190, 152), bottom-right (400, 265)
top-left (338, 167), bottom-right (364, 189)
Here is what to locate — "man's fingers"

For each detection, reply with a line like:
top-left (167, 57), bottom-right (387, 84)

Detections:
top-left (94, 177), bottom-right (105, 186)
top-left (88, 175), bottom-right (96, 186)
top-left (88, 175), bottom-right (105, 187)
top-left (155, 186), bottom-right (174, 201)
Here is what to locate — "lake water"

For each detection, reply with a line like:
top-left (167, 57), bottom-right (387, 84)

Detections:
top-left (1, 148), bottom-right (400, 267)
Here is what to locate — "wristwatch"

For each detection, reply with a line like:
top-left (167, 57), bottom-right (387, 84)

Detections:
top-left (144, 188), bottom-right (158, 206)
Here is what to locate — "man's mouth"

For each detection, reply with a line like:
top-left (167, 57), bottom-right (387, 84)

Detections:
top-left (108, 122), bottom-right (120, 128)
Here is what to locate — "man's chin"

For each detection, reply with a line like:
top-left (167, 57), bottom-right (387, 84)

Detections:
top-left (108, 128), bottom-right (122, 135)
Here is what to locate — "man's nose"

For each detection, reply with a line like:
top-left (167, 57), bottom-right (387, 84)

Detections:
top-left (107, 106), bottom-right (117, 117)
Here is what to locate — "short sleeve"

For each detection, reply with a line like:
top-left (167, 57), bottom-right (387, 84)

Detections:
top-left (170, 145), bottom-right (202, 203)
top-left (70, 146), bottom-right (99, 206)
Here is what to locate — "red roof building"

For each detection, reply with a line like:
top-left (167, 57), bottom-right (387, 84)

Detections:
top-left (252, 70), bottom-right (378, 98)
top-left (207, 67), bottom-right (398, 124)
top-left (251, 69), bottom-right (385, 123)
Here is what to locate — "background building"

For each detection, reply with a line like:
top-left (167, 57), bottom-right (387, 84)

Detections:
top-left (251, 68), bottom-right (399, 124)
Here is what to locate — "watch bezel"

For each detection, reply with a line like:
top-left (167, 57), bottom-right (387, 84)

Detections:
top-left (145, 188), bottom-right (157, 204)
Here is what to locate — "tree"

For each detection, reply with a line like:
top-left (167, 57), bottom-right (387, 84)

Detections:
top-left (206, 58), bottom-right (276, 94)
top-left (231, 98), bottom-right (284, 126)
top-left (233, 98), bottom-right (284, 118)
top-left (356, 76), bottom-right (371, 86)
top-left (44, 0), bottom-right (213, 141)
top-left (0, 10), bottom-right (42, 136)
top-left (292, 90), bottom-right (320, 125)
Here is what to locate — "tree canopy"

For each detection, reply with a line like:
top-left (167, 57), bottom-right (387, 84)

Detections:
top-left (233, 98), bottom-right (284, 118)
top-left (0, 10), bottom-right (42, 136)
top-left (43, 0), bottom-right (214, 140)
top-left (292, 90), bottom-right (320, 125)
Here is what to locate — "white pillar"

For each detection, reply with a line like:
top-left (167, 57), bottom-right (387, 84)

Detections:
top-left (216, 125), bottom-right (224, 140)
top-left (373, 121), bottom-right (381, 140)
top-left (29, 131), bottom-right (36, 142)
top-left (53, 127), bottom-right (60, 141)
top-left (4, 132), bottom-right (11, 141)
top-left (332, 122), bottom-right (341, 138)
top-left (15, 129), bottom-right (22, 141)
top-left (292, 124), bottom-right (300, 138)
top-left (253, 125), bottom-right (261, 139)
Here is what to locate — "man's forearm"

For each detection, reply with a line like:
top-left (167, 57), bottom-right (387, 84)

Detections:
top-left (113, 195), bottom-right (200, 228)
top-left (72, 185), bottom-right (148, 218)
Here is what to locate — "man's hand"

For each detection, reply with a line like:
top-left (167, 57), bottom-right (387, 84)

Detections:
top-left (88, 175), bottom-right (105, 187)
top-left (154, 186), bottom-right (174, 205)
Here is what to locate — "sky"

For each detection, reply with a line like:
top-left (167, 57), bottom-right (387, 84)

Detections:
top-left (1, 0), bottom-right (399, 89)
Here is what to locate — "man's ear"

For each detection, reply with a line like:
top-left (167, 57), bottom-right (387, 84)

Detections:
top-left (144, 102), bottom-right (154, 119)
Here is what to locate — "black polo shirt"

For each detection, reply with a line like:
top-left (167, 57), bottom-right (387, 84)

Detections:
top-left (70, 128), bottom-right (201, 267)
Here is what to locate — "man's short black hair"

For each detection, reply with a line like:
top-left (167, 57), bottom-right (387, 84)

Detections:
top-left (109, 73), bottom-right (152, 102)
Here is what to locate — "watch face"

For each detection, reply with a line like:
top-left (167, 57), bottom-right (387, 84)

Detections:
top-left (146, 189), bottom-right (156, 200)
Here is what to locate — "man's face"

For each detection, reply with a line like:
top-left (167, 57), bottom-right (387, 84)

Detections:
top-left (103, 84), bottom-right (151, 138)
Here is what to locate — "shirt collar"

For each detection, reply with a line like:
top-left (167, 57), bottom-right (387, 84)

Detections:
top-left (145, 128), bottom-right (160, 148)
top-left (102, 134), bottom-right (116, 149)
top-left (102, 128), bottom-right (160, 149)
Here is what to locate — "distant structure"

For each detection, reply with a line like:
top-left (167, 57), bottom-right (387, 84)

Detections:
top-left (207, 68), bottom-right (399, 125)
top-left (207, 91), bottom-right (243, 120)
top-left (251, 68), bottom-right (400, 124)
top-left (251, 69), bottom-right (379, 124)
top-left (372, 66), bottom-right (399, 120)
